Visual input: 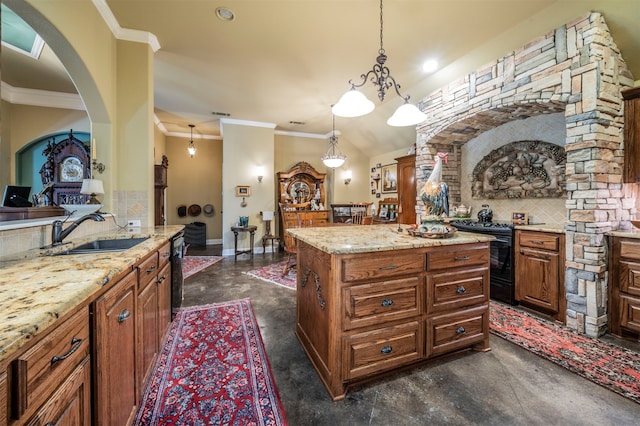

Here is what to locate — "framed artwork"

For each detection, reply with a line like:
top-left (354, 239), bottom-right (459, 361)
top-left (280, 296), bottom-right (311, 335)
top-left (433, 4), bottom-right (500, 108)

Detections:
top-left (512, 211), bottom-right (528, 224)
top-left (371, 188), bottom-right (376, 195)
top-left (379, 206), bottom-right (388, 218)
top-left (236, 185), bottom-right (252, 196)
top-left (381, 163), bottom-right (397, 193)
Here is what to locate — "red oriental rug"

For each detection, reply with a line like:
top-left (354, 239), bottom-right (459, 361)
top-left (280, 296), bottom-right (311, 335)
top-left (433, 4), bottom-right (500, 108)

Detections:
top-left (182, 255), bottom-right (223, 279)
top-left (490, 301), bottom-right (640, 404)
top-left (135, 299), bottom-right (287, 425)
top-left (244, 260), bottom-right (296, 290)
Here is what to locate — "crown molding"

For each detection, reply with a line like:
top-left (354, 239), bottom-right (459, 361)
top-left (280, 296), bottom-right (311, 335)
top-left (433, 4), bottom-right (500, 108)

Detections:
top-left (92, 0), bottom-right (161, 52)
top-left (1, 81), bottom-right (85, 110)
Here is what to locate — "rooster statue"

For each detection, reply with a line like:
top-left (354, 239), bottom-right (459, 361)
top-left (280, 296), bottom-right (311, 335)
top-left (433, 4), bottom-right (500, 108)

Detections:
top-left (420, 152), bottom-right (450, 221)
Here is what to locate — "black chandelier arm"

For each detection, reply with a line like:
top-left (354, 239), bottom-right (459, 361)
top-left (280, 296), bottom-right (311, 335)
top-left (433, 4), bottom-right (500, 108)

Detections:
top-left (348, 64), bottom-right (410, 103)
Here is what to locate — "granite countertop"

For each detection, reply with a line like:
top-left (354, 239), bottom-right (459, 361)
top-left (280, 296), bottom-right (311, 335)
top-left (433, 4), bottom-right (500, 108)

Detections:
top-left (515, 223), bottom-right (565, 234)
top-left (607, 226), bottom-right (640, 239)
top-left (0, 225), bottom-right (183, 363)
top-left (287, 224), bottom-right (495, 254)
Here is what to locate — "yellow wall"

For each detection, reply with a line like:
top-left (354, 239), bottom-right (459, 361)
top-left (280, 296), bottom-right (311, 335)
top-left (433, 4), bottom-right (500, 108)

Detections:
top-left (221, 121), bottom-right (275, 255)
top-left (165, 135), bottom-right (223, 241)
top-left (0, 101), bottom-right (90, 191)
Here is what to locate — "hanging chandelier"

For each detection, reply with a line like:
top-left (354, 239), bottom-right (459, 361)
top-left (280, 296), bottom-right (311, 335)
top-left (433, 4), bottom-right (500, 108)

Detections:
top-left (187, 124), bottom-right (196, 157)
top-left (332, 0), bottom-right (427, 127)
top-left (321, 113), bottom-right (346, 168)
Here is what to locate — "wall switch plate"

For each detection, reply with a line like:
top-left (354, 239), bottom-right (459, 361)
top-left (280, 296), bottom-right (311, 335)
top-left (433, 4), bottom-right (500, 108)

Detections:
top-left (127, 220), bottom-right (141, 228)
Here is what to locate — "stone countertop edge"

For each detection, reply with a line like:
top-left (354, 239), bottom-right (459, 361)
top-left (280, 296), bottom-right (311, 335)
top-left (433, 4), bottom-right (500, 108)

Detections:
top-left (514, 224), bottom-right (565, 234)
top-left (287, 224), bottom-right (495, 255)
top-left (607, 228), bottom-right (640, 239)
top-left (0, 225), bottom-right (184, 363)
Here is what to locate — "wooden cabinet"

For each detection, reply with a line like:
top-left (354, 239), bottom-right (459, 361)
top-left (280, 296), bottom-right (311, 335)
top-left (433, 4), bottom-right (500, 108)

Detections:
top-left (1, 372), bottom-right (6, 426)
top-left (6, 308), bottom-right (91, 425)
top-left (92, 269), bottom-right (138, 426)
top-left (608, 236), bottom-right (640, 338)
top-left (623, 86), bottom-right (640, 183)
top-left (154, 156), bottom-right (168, 226)
top-left (296, 240), bottom-right (490, 400)
top-left (136, 242), bottom-right (171, 393)
top-left (515, 230), bottom-right (565, 322)
top-left (395, 154), bottom-right (416, 224)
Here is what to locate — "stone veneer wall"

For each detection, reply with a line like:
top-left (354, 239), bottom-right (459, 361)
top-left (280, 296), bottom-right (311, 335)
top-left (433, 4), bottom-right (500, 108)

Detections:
top-left (415, 13), bottom-right (634, 336)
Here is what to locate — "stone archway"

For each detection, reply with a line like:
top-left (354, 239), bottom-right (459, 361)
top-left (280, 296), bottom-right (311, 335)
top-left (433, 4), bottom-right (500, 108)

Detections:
top-left (416, 12), bottom-right (634, 336)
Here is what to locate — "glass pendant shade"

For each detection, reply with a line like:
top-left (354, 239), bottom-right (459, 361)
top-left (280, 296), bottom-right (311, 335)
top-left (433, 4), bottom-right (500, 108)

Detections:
top-left (332, 89), bottom-right (375, 118)
top-left (187, 124), bottom-right (196, 157)
top-left (387, 102), bottom-right (427, 127)
top-left (322, 155), bottom-right (346, 168)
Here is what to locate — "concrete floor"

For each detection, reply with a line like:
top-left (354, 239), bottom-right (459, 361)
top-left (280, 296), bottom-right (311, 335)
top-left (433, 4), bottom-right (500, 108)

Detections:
top-left (183, 245), bottom-right (640, 425)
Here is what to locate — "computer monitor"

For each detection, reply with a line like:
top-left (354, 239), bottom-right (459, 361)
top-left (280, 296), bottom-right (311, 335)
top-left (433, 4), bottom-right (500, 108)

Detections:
top-left (1, 185), bottom-right (33, 207)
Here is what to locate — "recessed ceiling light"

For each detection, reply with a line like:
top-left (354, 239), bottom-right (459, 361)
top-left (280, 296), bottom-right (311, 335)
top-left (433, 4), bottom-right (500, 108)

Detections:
top-left (422, 59), bottom-right (438, 74)
top-left (212, 111), bottom-right (231, 117)
top-left (289, 121), bottom-right (305, 125)
top-left (215, 7), bottom-right (235, 22)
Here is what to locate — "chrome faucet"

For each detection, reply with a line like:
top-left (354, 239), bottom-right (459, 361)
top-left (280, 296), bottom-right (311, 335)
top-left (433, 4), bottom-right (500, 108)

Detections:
top-left (51, 213), bottom-right (105, 246)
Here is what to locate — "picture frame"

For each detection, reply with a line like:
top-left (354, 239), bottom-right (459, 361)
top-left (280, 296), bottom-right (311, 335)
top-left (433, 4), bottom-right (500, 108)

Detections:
top-left (381, 163), bottom-right (398, 193)
top-left (236, 185), bottom-right (251, 197)
top-left (512, 211), bottom-right (528, 224)
top-left (379, 206), bottom-right (388, 218)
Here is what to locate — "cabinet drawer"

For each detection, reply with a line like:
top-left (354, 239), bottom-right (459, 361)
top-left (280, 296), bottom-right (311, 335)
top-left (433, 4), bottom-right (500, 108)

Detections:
top-left (343, 277), bottom-right (423, 331)
top-left (620, 239), bottom-right (640, 261)
top-left (427, 244), bottom-right (489, 271)
top-left (10, 308), bottom-right (90, 420)
top-left (138, 250), bottom-right (159, 290)
top-left (427, 304), bottom-right (488, 357)
top-left (620, 294), bottom-right (640, 333)
top-left (341, 252), bottom-right (424, 283)
top-left (343, 321), bottom-right (423, 379)
top-left (518, 231), bottom-right (560, 251)
top-left (158, 242), bottom-right (171, 268)
top-left (620, 261), bottom-right (640, 297)
top-left (427, 267), bottom-right (489, 314)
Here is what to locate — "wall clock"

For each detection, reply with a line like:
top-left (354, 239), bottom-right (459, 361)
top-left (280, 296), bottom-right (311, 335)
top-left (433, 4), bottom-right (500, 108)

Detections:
top-left (60, 156), bottom-right (85, 182)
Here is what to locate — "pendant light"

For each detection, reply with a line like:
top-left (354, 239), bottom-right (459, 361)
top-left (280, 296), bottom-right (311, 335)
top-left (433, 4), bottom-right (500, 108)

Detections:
top-left (187, 124), bottom-right (196, 157)
top-left (321, 113), bottom-right (346, 168)
top-left (332, 0), bottom-right (427, 127)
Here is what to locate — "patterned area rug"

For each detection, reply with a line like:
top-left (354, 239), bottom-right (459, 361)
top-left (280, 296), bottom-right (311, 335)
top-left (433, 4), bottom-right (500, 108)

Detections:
top-left (490, 301), bottom-right (640, 404)
top-left (135, 299), bottom-right (287, 425)
top-left (244, 260), bottom-right (296, 290)
top-left (182, 256), bottom-right (223, 279)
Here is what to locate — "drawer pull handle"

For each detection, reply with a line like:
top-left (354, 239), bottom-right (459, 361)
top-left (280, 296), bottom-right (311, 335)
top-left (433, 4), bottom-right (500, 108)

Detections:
top-left (146, 265), bottom-right (157, 273)
top-left (456, 326), bottom-right (466, 334)
top-left (163, 252), bottom-right (171, 258)
top-left (381, 299), bottom-right (394, 307)
top-left (51, 337), bottom-right (82, 365)
top-left (378, 265), bottom-right (398, 270)
top-left (531, 240), bottom-right (544, 245)
top-left (157, 274), bottom-right (167, 284)
top-left (118, 309), bottom-right (132, 323)
top-left (454, 256), bottom-right (470, 261)
top-left (380, 345), bottom-right (393, 354)
top-left (456, 286), bottom-right (466, 294)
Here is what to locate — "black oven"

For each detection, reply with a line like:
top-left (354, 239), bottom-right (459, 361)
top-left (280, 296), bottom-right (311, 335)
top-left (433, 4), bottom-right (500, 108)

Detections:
top-left (450, 220), bottom-right (516, 305)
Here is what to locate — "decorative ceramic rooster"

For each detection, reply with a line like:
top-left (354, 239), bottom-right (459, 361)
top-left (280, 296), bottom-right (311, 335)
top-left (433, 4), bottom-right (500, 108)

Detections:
top-left (420, 152), bottom-right (450, 220)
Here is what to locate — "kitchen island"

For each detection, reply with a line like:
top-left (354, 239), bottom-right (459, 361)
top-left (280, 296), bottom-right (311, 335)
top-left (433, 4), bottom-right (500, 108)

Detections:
top-left (287, 224), bottom-right (495, 400)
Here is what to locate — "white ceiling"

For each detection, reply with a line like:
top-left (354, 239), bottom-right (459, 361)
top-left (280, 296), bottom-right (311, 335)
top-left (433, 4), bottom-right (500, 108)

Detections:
top-left (2, 0), bottom-right (639, 156)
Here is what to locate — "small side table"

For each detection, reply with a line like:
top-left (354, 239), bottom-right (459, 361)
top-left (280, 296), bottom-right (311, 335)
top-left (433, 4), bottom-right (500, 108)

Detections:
top-left (231, 225), bottom-right (257, 260)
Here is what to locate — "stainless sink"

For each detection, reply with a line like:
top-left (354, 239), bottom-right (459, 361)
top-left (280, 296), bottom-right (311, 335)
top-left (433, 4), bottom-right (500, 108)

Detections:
top-left (56, 237), bottom-right (149, 255)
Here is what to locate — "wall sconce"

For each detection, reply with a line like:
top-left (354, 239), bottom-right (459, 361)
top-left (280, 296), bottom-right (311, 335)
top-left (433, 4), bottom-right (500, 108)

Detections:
top-left (344, 170), bottom-right (353, 185)
top-left (91, 138), bottom-right (105, 173)
top-left (255, 165), bottom-right (266, 182)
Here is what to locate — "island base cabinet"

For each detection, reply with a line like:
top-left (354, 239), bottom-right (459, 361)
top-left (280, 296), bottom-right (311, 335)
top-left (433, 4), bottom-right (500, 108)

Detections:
top-left (92, 270), bottom-right (137, 426)
top-left (295, 240), bottom-right (491, 401)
